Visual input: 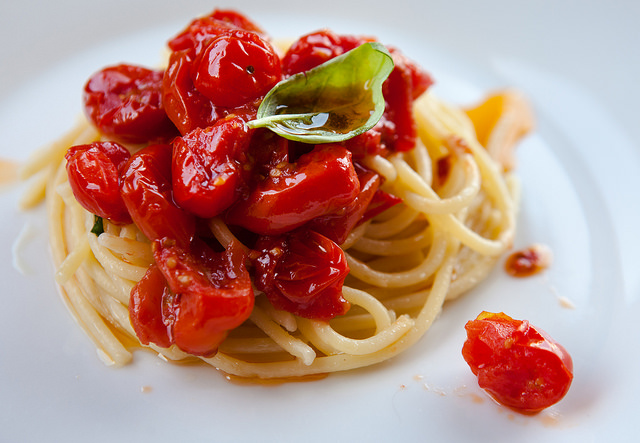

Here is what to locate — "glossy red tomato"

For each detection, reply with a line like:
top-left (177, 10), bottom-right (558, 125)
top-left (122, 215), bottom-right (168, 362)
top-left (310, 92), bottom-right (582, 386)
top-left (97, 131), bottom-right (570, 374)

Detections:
top-left (129, 264), bottom-right (174, 348)
top-left (282, 30), bottom-right (371, 76)
top-left (83, 64), bottom-right (178, 143)
top-left (162, 50), bottom-right (223, 135)
top-left (307, 167), bottom-right (400, 244)
top-left (225, 144), bottom-right (360, 235)
top-left (153, 238), bottom-right (254, 356)
top-left (168, 9), bottom-right (265, 57)
top-left (172, 116), bottom-right (252, 218)
top-left (379, 48), bottom-right (433, 152)
top-left (120, 144), bottom-right (195, 248)
top-left (462, 311), bottom-right (573, 412)
top-left (254, 229), bottom-right (350, 320)
top-left (192, 29), bottom-right (282, 108)
top-left (64, 141), bottom-right (132, 224)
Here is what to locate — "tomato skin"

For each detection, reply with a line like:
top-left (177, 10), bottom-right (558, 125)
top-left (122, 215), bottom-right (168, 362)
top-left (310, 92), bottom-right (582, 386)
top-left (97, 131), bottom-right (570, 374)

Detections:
top-left (120, 144), bottom-right (195, 248)
top-left (153, 238), bottom-right (254, 356)
top-left (83, 64), bottom-right (178, 144)
top-left (225, 144), bottom-right (360, 235)
top-left (129, 264), bottom-right (174, 348)
top-left (192, 30), bottom-right (282, 108)
top-left (172, 116), bottom-right (252, 218)
top-left (254, 229), bottom-right (350, 320)
top-left (462, 311), bottom-right (573, 412)
top-left (64, 141), bottom-right (132, 224)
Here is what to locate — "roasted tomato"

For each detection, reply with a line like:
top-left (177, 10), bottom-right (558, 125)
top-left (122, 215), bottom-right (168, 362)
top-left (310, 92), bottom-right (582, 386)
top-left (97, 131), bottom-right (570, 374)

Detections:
top-left (120, 143), bottom-right (195, 248)
top-left (83, 64), bottom-right (178, 143)
top-left (129, 264), bottom-right (174, 349)
top-left (462, 311), bottom-right (573, 412)
top-left (172, 116), bottom-right (252, 218)
top-left (191, 30), bottom-right (282, 108)
top-left (307, 167), bottom-right (400, 244)
top-left (64, 141), bottom-right (132, 224)
top-left (168, 9), bottom-right (265, 57)
top-left (254, 229), bottom-right (350, 320)
top-left (282, 30), bottom-right (371, 75)
top-left (225, 144), bottom-right (360, 235)
top-left (162, 50), bottom-right (223, 135)
top-left (153, 238), bottom-right (254, 356)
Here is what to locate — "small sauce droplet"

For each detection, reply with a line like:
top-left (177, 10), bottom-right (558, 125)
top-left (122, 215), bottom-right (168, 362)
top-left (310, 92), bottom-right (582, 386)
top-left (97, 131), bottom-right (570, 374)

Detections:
top-left (505, 243), bottom-right (552, 277)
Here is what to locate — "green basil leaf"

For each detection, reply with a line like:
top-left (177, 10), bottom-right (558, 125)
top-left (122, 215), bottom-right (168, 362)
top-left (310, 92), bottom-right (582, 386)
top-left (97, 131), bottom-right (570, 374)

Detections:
top-left (91, 215), bottom-right (104, 236)
top-left (247, 42), bottom-right (394, 143)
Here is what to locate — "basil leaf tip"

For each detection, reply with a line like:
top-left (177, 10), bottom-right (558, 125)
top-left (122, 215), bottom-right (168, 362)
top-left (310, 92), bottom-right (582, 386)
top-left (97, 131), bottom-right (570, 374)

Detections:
top-left (247, 42), bottom-right (394, 144)
top-left (91, 215), bottom-right (104, 236)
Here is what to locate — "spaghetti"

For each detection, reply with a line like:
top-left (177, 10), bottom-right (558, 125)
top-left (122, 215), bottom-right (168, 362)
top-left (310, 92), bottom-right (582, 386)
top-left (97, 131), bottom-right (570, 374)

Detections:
top-left (19, 12), bottom-right (533, 380)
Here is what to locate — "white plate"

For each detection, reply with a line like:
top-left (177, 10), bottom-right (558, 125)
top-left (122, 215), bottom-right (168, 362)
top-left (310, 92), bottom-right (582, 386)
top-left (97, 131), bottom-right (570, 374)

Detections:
top-left (1, 1), bottom-right (639, 442)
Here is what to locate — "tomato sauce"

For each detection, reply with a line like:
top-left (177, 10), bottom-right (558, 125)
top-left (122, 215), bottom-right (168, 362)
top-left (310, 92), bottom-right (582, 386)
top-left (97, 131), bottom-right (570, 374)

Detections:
top-left (504, 243), bottom-right (552, 277)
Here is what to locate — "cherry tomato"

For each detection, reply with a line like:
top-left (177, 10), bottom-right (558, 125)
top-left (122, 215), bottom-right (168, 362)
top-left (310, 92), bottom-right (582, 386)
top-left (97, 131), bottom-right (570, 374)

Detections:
top-left (83, 64), bottom-right (178, 143)
top-left (307, 167), bottom-right (400, 244)
top-left (462, 311), bottom-right (573, 412)
top-left (168, 9), bottom-right (265, 57)
top-left (282, 30), bottom-right (371, 76)
top-left (379, 49), bottom-right (433, 152)
top-left (225, 144), bottom-right (360, 235)
top-left (120, 144), bottom-right (195, 248)
top-left (254, 229), bottom-right (350, 320)
top-left (129, 264), bottom-right (174, 348)
top-left (172, 116), bottom-right (252, 218)
top-left (64, 141), bottom-right (132, 224)
top-left (153, 238), bottom-right (254, 356)
top-left (162, 50), bottom-right (223, 135)
top-left (192, 30), bottom-right (282, 108)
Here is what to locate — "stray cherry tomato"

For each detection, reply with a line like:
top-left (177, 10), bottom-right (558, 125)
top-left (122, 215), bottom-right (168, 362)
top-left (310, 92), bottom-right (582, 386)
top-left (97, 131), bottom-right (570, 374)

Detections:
top-left (120, 144), bottom-right (195, 248)
top-left (254, 229), bottom-right (350, 320)
top-left (192, 30), bottom-right (282, 108)
top-left (225, 144), bottom-right (360, 235)
top-left (64, 141), bottom-right (132, 224)
top-left (83, 64), bottom-right (178, 143)
top-left (172, 116), bottom-right (252, 218)
top-left (153, 238), bottom-right (254, 356)
top-left (462, 311), bottom-right (573, 412)
top-left (129, 264), bottom-right (174, 349)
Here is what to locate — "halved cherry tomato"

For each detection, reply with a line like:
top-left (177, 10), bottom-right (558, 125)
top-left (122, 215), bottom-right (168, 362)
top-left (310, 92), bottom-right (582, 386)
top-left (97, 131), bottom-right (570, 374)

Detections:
top-left (225, 144), bottom-right (360, 235)
top-left (153, 238), bottom-right (254, 356)
top-left (462, 311), bottom-right (573, 412)
top-left (83, 64), bottom-right (178, 143)
top-left (64, 141), bottom-right (132, 224)
top-left (192, 30), bottom-right (282, 108)
top-left (254, 229), bottom-right (350, 320)
top-left (129, 264), bottom-right (174, 348)
top-left (172, 116), bottom-right (252, 218)
top-left (120, 144), bottom-right (195, 248)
